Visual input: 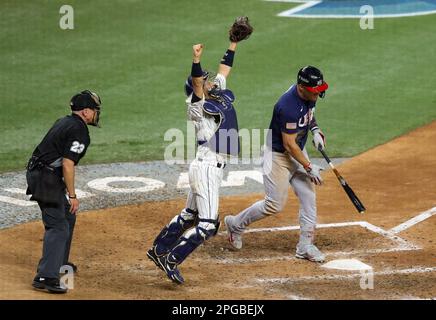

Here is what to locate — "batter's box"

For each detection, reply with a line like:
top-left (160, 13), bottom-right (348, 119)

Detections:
top-left (197, 221), bottom-right (419, 265)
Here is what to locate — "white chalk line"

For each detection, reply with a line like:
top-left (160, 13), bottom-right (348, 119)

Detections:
top-left (217, 220), bottom-right (419, 263)
top-left (278, 10), bottom-right (436, 19)
top-left (210, 244), bottom-right (419, 265)
top-left (266, 0), bottom-right (436, 19)
top-left (287, 294), bottom-right (312, 300)
top-left (217, 205), bottom-right (436, 263)
top-left (0, 195), bottom-right (36, 207)
top-left (3, 187), bottom-right (94, 199)
top-left (255, 267), bottom-right (436, 284)
top-left (213, 210), bottom-right (436, 264)
top-left (389, 206), bottom-right (436, 234)
top-left (275, 0), bottom-right (321, 16)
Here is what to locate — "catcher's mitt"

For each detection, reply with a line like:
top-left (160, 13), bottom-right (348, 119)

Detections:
top-left (229, 16), bottom-right (253, 42)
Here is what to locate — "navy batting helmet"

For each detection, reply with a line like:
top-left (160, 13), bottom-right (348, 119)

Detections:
top-left (297, 66), bottom-right (328, 98)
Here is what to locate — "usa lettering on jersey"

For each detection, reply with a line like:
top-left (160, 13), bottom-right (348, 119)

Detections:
top-left (298, 108), bottom-right (314, 128)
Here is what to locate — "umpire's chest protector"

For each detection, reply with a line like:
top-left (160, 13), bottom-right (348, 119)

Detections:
top-left (202, 90), bottom-right (240, 156)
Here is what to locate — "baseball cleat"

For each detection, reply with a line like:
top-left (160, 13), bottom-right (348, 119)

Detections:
top-left (295, 244), bottom-right (326, 263)
top-left (224, 216), bottom-right (242, 250)
top-left (147, 246), bottom-right (165, 271)
top-left (160, 254), bottom-right (184, 285)
top-left (32, 276), bottom-right (68, 294)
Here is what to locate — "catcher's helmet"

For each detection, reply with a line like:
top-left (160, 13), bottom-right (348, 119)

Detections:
top-left (184, 71), bottom-right (223, 100)
top-left (184, 71), bottom-right (210, 97)
top-left (297, 66), bottom-right (328, 98)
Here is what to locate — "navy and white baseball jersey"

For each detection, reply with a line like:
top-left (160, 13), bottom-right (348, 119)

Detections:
top-left (269, 84), bottom-right (316, 152)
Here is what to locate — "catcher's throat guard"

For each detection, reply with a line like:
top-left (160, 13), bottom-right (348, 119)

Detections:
top-left (202, 90), bottom-right (240, 156)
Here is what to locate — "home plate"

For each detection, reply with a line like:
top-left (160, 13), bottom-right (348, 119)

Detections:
top-left (321, 259), bottom-right (372, 271)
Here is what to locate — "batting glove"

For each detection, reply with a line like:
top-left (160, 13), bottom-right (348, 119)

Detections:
top-left (312, 128), bottom-right (326, 151)
top-left (304, 163), bottom-right (324, 185)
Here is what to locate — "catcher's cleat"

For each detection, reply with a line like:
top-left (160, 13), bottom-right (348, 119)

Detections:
top-left (147, 246), bottom-right (164, 271)
top-left (160, 254), bottom-right (184, 285)
top-left (32, 276), bottom-right (67, 294)
top-left (295, 244), bottom-right (326, 263)
top-left (224, 216), bottom-right (242, 250)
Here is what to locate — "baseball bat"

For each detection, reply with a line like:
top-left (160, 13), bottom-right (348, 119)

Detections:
top-left (318, 147), bottom-right (366, 214)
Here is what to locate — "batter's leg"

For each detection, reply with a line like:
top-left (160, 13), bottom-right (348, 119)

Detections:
top-left (226, 152), bottom-right (291, 237)
top-left (290, 171), bottom-right (325, 262)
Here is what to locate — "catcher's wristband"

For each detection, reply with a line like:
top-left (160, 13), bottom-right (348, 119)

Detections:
top-left (221, 49), bottom-right (235, 67)
top-left (191, 62), bottom-right (203, 78)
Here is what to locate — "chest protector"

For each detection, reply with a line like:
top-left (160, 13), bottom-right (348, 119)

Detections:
top-left (202, 89), bottom-right (240, 156)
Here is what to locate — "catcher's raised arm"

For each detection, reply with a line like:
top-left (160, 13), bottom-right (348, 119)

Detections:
top-left (191, 43), bottom-right (205, 100)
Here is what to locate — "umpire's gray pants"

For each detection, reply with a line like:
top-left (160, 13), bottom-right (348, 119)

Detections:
top-left (36, 196), bottom-right (76, 279)
top-left (231, 148), bottom-right (317, 233)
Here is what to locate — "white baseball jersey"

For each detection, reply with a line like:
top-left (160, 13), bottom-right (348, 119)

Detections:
top-left (184, 73), bottom-right (227, 221)
top-left (185, 73), bottom-right (227, 164)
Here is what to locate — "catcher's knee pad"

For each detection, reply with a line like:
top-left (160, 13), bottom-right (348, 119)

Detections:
top-left (168, 218), bottom-right (219, 265)
top-left (197, 218), bottom-right (220, 238)
top-left (154, 208), bottom-right (198, 255)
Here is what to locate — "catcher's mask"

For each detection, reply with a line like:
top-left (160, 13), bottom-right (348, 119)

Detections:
top-left (297, 66), bottom-right (328, 98)
top-left (70, 90), bottom-right (102, 127)
top-left (184, 71), bottom-right (223, 100)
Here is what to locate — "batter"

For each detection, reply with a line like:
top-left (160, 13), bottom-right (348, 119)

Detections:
top-left (225, 66), bottom-right (329, 262)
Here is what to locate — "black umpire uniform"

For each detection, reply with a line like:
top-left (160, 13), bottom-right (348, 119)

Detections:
top-left (26, 90), bottom-right (101, 293)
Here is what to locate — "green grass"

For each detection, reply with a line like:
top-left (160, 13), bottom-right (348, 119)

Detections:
top-left (1, 0), bottom-right (435, 172)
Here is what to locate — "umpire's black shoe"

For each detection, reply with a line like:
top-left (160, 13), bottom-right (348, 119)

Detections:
top-left (32, 276), bottom-right (67, 294)
top-left (147, 246), bottom-right (165, 271)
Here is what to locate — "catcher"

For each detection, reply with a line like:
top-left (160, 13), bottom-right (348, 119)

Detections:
top-left (146, 17), bottom-right (253, 284)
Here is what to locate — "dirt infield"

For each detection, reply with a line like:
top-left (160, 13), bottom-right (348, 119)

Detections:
top-left (0, 122), bottom-right (435, 300)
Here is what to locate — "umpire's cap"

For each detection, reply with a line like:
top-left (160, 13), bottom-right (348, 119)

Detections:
top-left (297, 66), bottom-right (329, 96)
top-left (70, 90), bottom-right (102, 111)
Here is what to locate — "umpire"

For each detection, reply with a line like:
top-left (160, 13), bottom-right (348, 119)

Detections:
top-left (26, 90), bottom-right (102, 293)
